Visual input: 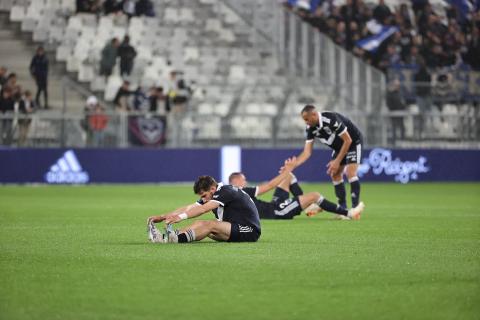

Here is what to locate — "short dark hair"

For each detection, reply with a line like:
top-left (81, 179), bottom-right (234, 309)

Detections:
top-left (228, 172), bottom-right (244, 183)
top-left (193, 175), bottom-right (217, 194)
top-left (301, 104), bottom-right (316, 114)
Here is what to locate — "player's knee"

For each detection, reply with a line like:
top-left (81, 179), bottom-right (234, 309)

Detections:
top-left (310, 191), bottom-right (321, 201)
top-left (331, 173), bottom-right (342, 181)
top-left (191, 220), bottom-right (211, 229)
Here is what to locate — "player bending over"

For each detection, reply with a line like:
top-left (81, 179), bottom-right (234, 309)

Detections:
top-left (229, 171), bottom-right (364, 220)
top-left (146, 158), bottom-right (296, 243)
top-left (147, 175), bottom-right (261, 243)
top-left (295, 105), bottom-right (365, 211)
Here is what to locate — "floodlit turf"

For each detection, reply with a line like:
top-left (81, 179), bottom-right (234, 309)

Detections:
top-left (0, 183), bottom-right (479, 320)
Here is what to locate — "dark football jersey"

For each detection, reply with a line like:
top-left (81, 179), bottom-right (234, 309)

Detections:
top-left (197, 183), bottom-right (261, 232)
top-left (305, 111), bottom-right (363, 151)
top-left (242, 186), bottom-right (276, 219)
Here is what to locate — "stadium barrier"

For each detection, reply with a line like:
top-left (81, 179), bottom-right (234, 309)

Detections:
top-left (0, 147), bottom-right (479, 184)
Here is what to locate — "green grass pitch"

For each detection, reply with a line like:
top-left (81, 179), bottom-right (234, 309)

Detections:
top-left (1, 183), bottom-right (479, 320)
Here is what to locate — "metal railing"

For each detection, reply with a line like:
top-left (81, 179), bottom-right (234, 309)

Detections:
top-left (1, 101), bottom-right (478, 149)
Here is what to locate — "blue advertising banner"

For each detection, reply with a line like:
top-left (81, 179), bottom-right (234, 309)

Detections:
top-left (0, 148), bottom-right (219, 183)
top-left (242, 148), bottom-right (480, 183)
top-left (0, 148), bottom-right (478, 184)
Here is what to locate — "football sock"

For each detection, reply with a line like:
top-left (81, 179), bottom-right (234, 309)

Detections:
top-left (349, 177), bottom-right (361, 207)
top-left (333, 180), bottom-right (347, 208)
top-left (317, 196), bottom-right (349, 216)
top-left (178, 229), bottom-right (196, 243)
top-left (289, 182), bottom-right (303, 197)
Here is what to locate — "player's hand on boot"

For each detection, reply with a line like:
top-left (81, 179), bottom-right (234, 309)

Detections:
top-left (147, 215), bottom-right (166, 224)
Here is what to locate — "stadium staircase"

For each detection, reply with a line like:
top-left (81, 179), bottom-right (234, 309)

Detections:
top-left (0, 9), bottom-right (86, 113)
top-left (1, 0), bottom-right (341, 147)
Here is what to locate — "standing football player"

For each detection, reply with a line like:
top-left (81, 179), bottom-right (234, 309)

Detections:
top-left (294, 105), bottom-right (365, 213)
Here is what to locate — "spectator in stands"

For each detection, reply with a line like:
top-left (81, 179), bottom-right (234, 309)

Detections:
top-left (414, 59), bottom-right (432, 139)
top-left (396, 3), bottom-right (413, 29)
top-left (0, 87), bottom-right (14, 145)
top-left (404, 45), bottom-right (421, 65)
top-left (333, 21), bottom-right (347, 48)
top-left (30, 46), bottom-right (49, 109)
top-left (148, 86), bottom-right (160, 113)
top-left (100, 38), bottom-right (119, 79)
top-left (103, 0), bottom-right (122, 15)
top-left (88, 104), bottom-right (108, 147)
top-left (76, 0), bottom-right (101, 14)
top-left (2, 73), bottom-right (18, 94)
top-left (171, 79), bottom-right (191, 115)
top-left (372, 0), bottom-right (392, 25)
top-left (398, 25), bottom-right (414, 62)
top-left (122, 0), bottom-right (136, 19)
top-left (386, 79), bottom-right (406, 145)
top-left (17, 90), bottom-right (36, 146)
top-left (425, 44), bottom-right (448, 68)
top-left (83, 95), bottom-right (99, 145)
top-left (113, 80), bottom-right (132, 110)
top-left (135, 0), bottom-right (155, 17)
top-left (118, 35), bottom-right (137, 78)
top-left (133, 86), bottom-right (147, 111)
top-left (0, 66), bottom-right (7, 89)
top-left (464, 27), bottom-right (480, 70)
top-left (378, 44), bottom-right (401, 72)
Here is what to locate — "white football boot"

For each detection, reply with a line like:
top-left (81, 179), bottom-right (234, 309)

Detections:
top-left (347, 202), bottom-right (365, 220)
top-left (147, 221), bottom-right (165, 243)
top-left (165, 224), bottom-right (179, 243)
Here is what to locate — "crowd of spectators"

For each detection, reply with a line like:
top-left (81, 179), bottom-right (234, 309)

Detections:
top-left (76, 0), bottom-right (155, 18)
top-left (0, 50), bottom-right (42, 146)
top-left (110, 70), bottom-right (192, 114)
top-left (285, 0), bottom-right (480, 72)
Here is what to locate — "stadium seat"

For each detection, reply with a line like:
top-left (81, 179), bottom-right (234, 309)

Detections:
top-left (90, 76), bottom-right (106, 92)
top-left (9, 5), bottom-right (25, 22)
top-left (66, 56), bottom-right (81, 72)
top-left (33, 27), bottom-right (49, 42)
top-left (21, 18), bottom-right (36, 32)
top-left (197, 103), bottom-right (213, 115)
top-left (0, 0), bottom-right (14, 12)
top-left (104, 75), bottom-right (123, 101)
top-left (196, 116), bottom-right (221, 139)
top-left (78, 64), bottom-right (94, 82)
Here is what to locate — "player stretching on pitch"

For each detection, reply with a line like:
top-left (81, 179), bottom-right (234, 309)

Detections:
top-left (147, 158), bottom-right (296, 243)
top-left (295, 105), bottom-right (365, 214)
top-left (229, 171), bottom-right (363, 220)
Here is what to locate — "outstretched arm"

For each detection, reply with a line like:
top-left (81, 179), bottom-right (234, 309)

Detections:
top-left (294, 141), bottom-right (314, 169)
top-left (148, 202), bottom-right (199, 223)
top-left (256, 157), bottom-right (297, 196)
top-left (164, 201), bottom-right (220, 224)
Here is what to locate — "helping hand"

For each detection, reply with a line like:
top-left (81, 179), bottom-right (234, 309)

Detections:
top-left (279, 156), bottom-right (297, 173)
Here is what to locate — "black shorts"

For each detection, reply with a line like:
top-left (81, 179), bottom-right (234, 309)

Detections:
top-left (271, 188), bottom-right (302, 219)
top-left (332, 142), bottom-right (362, 165)
top-left (228, 224), bottom-right (261, 242)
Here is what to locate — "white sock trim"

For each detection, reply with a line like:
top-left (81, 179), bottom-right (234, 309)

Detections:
top-left (317, 195), bottom-right (324, 205)
top-left (348, 176), bottom-right (359, 183)
top-left (185, 229), bottom-right (196, 242)
top-left (333, 180), bottom-right (344, 186)
top-left (289, 172), bottom-right (297, 184)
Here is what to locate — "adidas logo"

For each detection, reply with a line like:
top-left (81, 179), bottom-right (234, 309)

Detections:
top-left (44, 150), bottom-right (89, 184)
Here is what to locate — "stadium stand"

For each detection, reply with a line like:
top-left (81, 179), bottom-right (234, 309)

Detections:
top-left (0, 0), bottom-right (478, 148)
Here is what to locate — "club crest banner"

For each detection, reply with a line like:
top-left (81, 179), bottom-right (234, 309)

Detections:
top-left (128, 115), bottom-right (166, 146)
